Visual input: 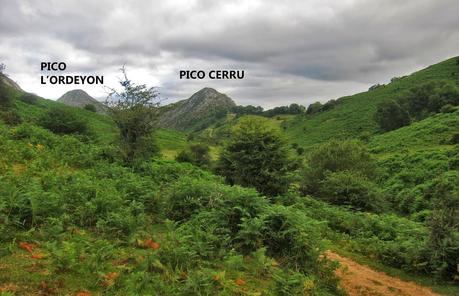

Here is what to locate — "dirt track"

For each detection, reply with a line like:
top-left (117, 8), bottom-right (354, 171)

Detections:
top-left (325, 251), bottom-right (441, 296)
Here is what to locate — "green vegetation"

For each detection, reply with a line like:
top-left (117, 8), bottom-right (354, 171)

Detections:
top-left (217, 117), bottom-right (292, 197)
top-left (39, 107), bottom-right (89, 135)
top-left (105, 66), bottom-right (160, 165)
top-left (1, 56), bottom-right (459, 295)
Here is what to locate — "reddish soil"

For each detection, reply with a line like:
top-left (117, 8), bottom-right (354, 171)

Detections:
top-left (325, 251), bottom-right (442, 296)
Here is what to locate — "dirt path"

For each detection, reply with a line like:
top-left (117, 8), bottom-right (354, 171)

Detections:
top-left (325, 251), bottom-right (442, 296)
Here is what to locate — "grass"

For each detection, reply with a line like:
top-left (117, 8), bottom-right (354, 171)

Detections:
top-left (283, 56), bottom-right (459, 150)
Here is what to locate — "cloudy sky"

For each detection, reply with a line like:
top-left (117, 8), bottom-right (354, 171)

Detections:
top-left (1, 0), bottom-right (458, 108)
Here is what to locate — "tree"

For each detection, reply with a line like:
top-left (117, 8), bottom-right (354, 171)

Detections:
top-left (374, 100), bottom-right (410, 132)
top-left (217, 117), bottom-right (291, 196)
top-left (301, 140), bottom-right (376, 194)
top-left (306, 102), bottom-right (323, 115)
top-left (105, 66), bottom-right (160, 165)
top-left (399, 80), bottom-right (459, 120)
top-left (0, 63), bottom-right (5, 74)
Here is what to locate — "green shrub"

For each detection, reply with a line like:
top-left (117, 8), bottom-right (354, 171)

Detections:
top-left (218, 117), bottom-right (291, 196)
top-left (260, 205), bottom-right (325, 272)
top-left (301, 140), bottom-right (376, 194)
top-left (450, 132), bottom-right (459, 144)
top-left (318, 171), bottom-right (386, 212)
top-left (39, 107), bottom-right (88, 135)
top-left (374, 100), bottom-right (410, 132)
top-left (440, 104), bottom-right (456, 113)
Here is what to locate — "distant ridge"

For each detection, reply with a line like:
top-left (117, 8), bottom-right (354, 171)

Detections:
top-left (57, 89), bottom-right (106, 113)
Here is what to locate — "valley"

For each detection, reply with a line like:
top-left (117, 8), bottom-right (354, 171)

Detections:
top-left (0, 56), bottom-right (458, 295)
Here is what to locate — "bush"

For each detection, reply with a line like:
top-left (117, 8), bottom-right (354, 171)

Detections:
top-left (399, 80), bottom-right (459, 120)
top-left (217, 117), bottom-right (291, 196)
top-left (19, 93), bottom-right (39, 105)
top-left (301, 140), bottom-right (376, 194)
top-left (39, 107), bottom-right (88, 134)
top-left (374, 100), bottom-right (410, 132)
top-left (318, 171), bottom-right (386, 212)
top-left (440, 104), bottom-right (456, 113)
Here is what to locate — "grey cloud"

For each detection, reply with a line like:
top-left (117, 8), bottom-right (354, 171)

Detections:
top-left (0, 0), bottom-right (458, 107)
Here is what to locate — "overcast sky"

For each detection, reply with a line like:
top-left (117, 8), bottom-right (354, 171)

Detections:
top-left (1, 0), bottom-right (458, 108)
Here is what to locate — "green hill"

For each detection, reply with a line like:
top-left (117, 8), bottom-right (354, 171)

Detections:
top-left (283, 56), bottom-right (459, 149)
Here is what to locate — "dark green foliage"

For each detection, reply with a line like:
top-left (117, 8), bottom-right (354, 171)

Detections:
top-left (318, 171), bottom-right (386, 212)
top-left (296, 146), bottom-right (304, 155)
top-left (424, 172), bottom-right (459, 279)
top-left (450, 133), bottom-right (459, 144)
top-left (84, 103), bottom-right (97, 112)
top-left (301, 140), bottom-right (376, 195)
top-left (19, 93), bottom-right (39, 105)
top-left (175, 143), bottom-right (211, 168)
top-left (39, 107), bottom-right (88, 135)
top-left (263, 103), bottom-right (305, 117)
top-left (232, 104), bottom-right (264, 116)
top-left (374, 100), bottom-right (410, 132)
top-left (218, 117), bottom-right (291, 196)
top-left (399, 80), bottom-right (459, 120)
top-left (440, 104), bottom-right (456, 113)
top-left (306, 101), bottom-right (323, 114)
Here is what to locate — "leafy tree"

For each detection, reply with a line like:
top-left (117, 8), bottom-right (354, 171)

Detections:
top-left (217, 117), bottom-right (291, 196)
top-left (399, 80), bottom-right (459, 120)
top-left (301, 140), bottom-right (376, 194)
top-left (232, 105), bottom-right (264, 116)
top-left (39, 107), bottom-right (88, 134)
top-left (105, 66), bottom-right (160, 165)
top-left (84, 103), bottom-right (97, 112)
top-left (306, 101), bottom-right (323, 114)
top-left (0, 63), bottom-right (5, 74)
top-left (374, 100), bottom-right (410, 132)
top-left (287, 103), bottom-right (306, 114)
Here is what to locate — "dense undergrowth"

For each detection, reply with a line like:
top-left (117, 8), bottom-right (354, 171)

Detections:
top-left (1, 57), bottom-right (459, 295)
